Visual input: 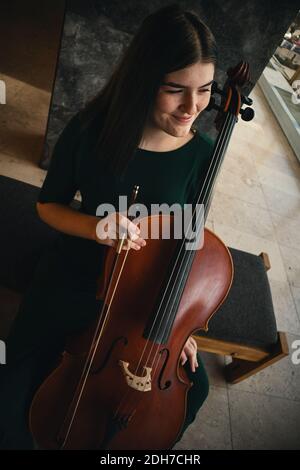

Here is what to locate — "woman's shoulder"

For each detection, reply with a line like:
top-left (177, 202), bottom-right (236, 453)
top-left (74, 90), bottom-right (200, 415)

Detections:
top-left (193, 128), bottom-right (215, 151)
top-left (190, 129), bottom-right (215, 175)
top-left (62, 109), bottom-right (96, 135)
top-left (58, 111), bottom-right (101, 150)
top-left (56, 112), bottom-right (83, 146)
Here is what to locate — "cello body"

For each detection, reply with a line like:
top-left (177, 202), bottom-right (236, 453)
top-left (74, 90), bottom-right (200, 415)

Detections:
top-left (30, 218), bottom-right (233, 450)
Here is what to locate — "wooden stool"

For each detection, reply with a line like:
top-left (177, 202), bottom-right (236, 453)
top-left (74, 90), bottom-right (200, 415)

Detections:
top-left (193, 248), bottom-right (289, 384)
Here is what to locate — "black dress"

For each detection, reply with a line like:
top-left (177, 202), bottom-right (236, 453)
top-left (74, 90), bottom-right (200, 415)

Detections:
top-left (0, 114), bottom-right (213, 449)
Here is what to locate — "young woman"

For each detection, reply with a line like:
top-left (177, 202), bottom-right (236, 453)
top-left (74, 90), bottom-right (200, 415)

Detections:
top-left (0, 3), bottom-right (216, 449)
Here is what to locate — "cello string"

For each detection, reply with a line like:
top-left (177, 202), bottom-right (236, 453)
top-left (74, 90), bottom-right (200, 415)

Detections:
top-left (149, 114), bottom-right (236, 382)
top-left (146, 112), bottom-right (236, 374)
top-left (150, 113), bottom-right (236, 371)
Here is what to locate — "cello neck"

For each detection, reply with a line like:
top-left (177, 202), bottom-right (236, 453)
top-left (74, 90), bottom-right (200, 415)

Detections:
top-left (143, 62), bottom-right (254, 344)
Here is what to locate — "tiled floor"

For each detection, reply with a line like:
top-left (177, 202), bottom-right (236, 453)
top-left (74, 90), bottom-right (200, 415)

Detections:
top-left (1, 6), bottom-right (300, 449)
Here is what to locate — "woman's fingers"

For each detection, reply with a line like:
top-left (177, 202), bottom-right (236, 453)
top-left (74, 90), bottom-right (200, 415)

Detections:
top-left (118, 213), bottom-right (140, 238)
top-left (95, 212), bottom-right (146, 252)
top-left (122, 238), bottom-right (142, 251)
top-left (190, 336), bottom-right (198, 351)
top-left (116, 214), bottom-right (141, 241)
top-left (117, 215), bottom-right (146, 251)
top-left (115, 236), bottom-right (146, 251)
top-left (111, 237), bottom-right (146, 251)
top-left (181, 337), bottom-right (199, 372)
top-left (181, 350), bottom-right (188, 366)
top-left (189, 337), bottom-right (199, 371)
top-left (128, 232), bottom-right (147, 248)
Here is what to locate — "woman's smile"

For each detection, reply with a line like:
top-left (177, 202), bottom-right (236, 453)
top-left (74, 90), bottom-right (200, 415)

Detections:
top-left (172, 115), bottom-right (195, 125)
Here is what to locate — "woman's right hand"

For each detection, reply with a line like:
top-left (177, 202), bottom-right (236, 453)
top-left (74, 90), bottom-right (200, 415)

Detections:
top-left (94, 212), bottom-right (146, 251)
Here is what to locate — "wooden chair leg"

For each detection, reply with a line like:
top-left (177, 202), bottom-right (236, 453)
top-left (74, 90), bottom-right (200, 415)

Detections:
top-left (224, 332), bottom-right (289, 384)
top-left (259, 252), bottom-right (271, 271)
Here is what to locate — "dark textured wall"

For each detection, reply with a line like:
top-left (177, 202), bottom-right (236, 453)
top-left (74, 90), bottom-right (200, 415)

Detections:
top-left (40, 0), bottom-right (299, 168)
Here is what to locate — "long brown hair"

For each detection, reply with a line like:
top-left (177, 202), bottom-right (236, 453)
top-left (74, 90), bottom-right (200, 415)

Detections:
top-left (78, 3), bottom-right (217, 175)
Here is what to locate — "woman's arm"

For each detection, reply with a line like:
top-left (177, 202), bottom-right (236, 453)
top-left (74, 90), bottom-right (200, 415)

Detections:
top-left (36, 202), bottom-right (99, 241)
top-left (36, 202), bottom-right (146, 251)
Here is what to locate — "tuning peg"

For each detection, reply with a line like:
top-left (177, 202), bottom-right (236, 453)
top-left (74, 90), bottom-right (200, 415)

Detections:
top-left (211, 81), bottom-right (225, 96)
top-left (241, 95), bottom-right (253, 106)
top-left (205, 96), bottom-right (222, 112)
top-left (240, 107), bottom-right (255, 121)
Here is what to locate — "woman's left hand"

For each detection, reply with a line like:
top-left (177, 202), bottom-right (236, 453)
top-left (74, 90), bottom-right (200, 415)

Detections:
top-left (180, 336), bottom-right (199, 372)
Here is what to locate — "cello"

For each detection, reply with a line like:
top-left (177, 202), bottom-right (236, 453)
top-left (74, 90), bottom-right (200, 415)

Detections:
top-left (29, 62), bottom-right (254, 450)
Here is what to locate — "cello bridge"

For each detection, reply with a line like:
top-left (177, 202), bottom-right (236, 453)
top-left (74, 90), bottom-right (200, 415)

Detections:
top-left (119, 360), bottom-right (152, 392)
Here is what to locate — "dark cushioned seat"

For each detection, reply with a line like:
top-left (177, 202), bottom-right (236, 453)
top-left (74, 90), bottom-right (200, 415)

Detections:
top-left (197, 248), bottom-right (278, 350)
top-left (0, 175), bottom-right (59, 293)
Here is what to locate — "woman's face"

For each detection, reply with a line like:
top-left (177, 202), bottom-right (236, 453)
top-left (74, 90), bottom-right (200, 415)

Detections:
top-left (150, 61), bottom-right (215, 138)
